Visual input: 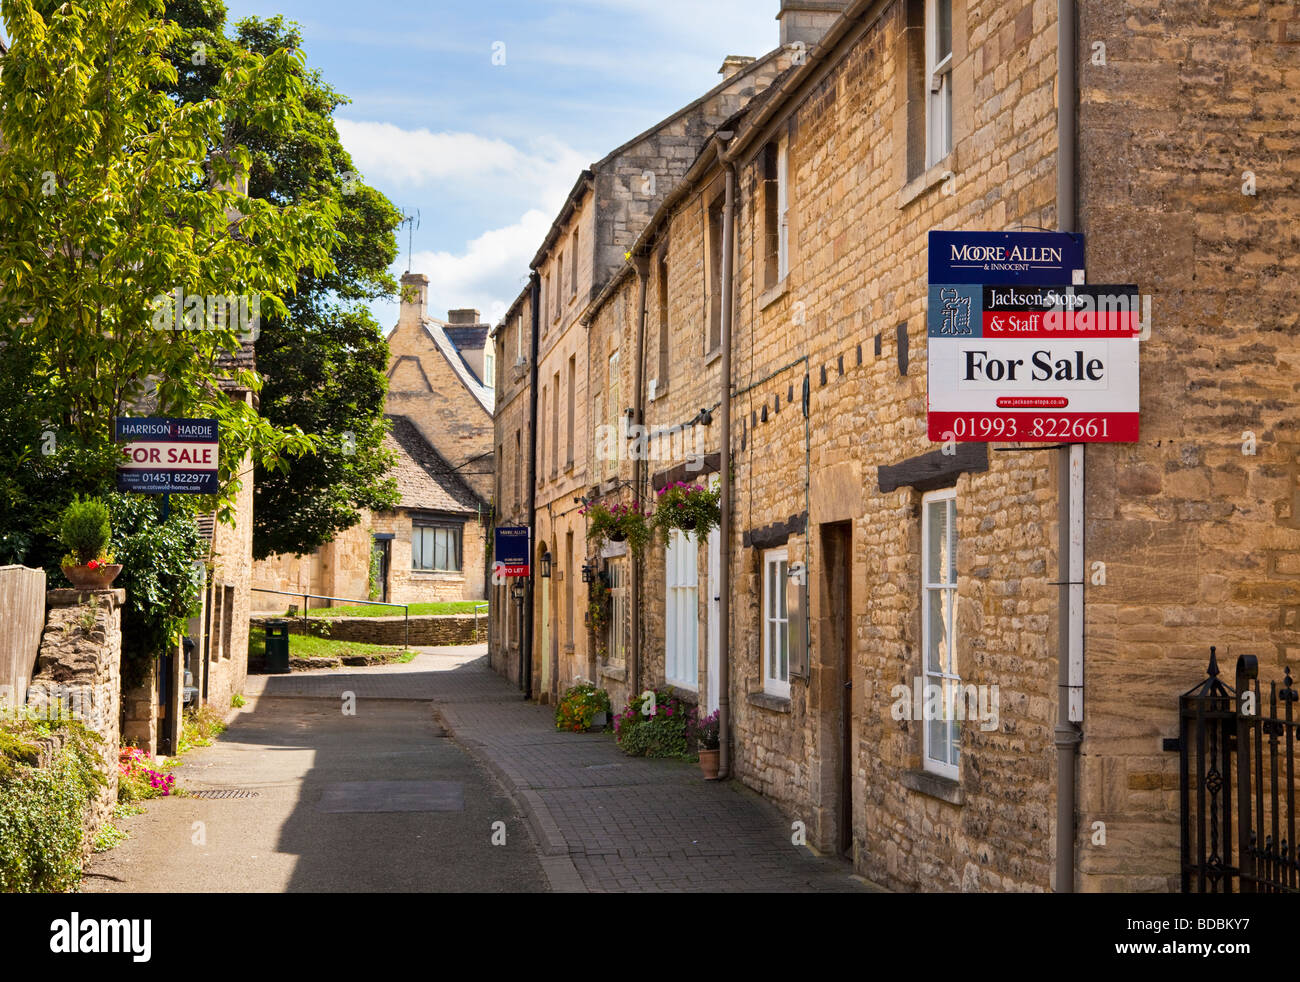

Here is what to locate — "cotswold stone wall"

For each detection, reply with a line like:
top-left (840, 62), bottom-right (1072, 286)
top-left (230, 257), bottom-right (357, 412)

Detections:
top-left (488, 288), bottom-right (534, 686)
top-left (1072, 0), bottom-right (1300, 892)
top-left (636, 176), bottom-right (726, 712)
top-left (582, 276), bottom-right (639, 712)
top-left (726, 0), bottom-right (1062, 891)
top-left (253, 613), bottom-right (487, 648)
top-left (27, 588), bottom-right (124, 848)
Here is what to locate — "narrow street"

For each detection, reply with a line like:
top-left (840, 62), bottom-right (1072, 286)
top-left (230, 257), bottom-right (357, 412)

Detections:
top-left (84, 645), bottom-right (875, 893)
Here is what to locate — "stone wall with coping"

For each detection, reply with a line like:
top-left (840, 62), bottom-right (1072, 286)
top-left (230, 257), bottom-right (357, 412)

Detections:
top-left (26, 587), bottom-right (124, 849)
top-left (252, 612), bottom-right (487, 648)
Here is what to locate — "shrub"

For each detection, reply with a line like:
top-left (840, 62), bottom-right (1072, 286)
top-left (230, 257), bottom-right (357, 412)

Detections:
top-left (0, 714), bottom-right (105, 893)
top-left (58, 495), bottom-right (112, 566)
top-left (555, 682), bottom-right (611, 732)
top-left (614, 689), bottom-right (694, 759)
top-left (107, 493), bottom-right (206, 689)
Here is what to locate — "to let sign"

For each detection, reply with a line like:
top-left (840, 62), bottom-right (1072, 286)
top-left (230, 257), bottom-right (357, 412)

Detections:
top-left (927, 284), bottom-right (1141, 443)
top-left (494, 526), bottom-right (530, 578)
top-left (115, 418), bottom-right (220, 494)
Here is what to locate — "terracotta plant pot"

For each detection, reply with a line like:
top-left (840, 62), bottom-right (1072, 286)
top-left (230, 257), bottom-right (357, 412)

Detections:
top-left (62, 563), bottom-right (123, 590)
top-left (698, 748), bottom-right (720, 780)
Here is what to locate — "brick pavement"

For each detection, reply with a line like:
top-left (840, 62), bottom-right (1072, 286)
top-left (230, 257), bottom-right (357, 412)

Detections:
top-left (422, 648), bottom-right (881, 893)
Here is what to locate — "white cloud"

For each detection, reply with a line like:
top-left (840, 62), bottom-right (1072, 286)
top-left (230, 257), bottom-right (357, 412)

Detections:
top-left (336, 119), bottom-right (589, 207)
top-left (392, 209), bottom-right (552, 326)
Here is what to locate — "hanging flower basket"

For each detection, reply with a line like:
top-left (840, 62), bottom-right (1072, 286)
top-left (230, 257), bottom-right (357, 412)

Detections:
top-left (651, 482), bottom-right (721, 544)
top-left (582, 500), bottom-right (652, 553)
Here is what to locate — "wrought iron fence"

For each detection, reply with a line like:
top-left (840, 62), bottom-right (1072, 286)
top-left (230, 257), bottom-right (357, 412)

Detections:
top-left (1178, 646), bottom-right (1298, 893)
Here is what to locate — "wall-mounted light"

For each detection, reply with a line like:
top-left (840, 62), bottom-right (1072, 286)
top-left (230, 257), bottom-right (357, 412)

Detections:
top-left (697, 407), bottom-right (713, 426)
top-left (540, 551), bottom-right (552, 578)
top-left (581, 563), bottom-right (595, 584)
top-left (511, 581), bottom-right (527, 601)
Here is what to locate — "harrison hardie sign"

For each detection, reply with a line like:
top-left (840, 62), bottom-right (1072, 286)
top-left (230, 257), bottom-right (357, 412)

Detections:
top-left (114, 417), bottom-right (220, 494)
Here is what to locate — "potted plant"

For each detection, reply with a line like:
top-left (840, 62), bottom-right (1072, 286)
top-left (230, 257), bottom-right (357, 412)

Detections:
top-left (691, 708), bottom-right (721, 779)
top-left (651, 481), bottom-right (721, 543)
top-left (555, 681), bottom-right (612, 732)
top-left (58, 496), bottom-right (122, 589)
top-left (582, 500), bottom-right (652, 553)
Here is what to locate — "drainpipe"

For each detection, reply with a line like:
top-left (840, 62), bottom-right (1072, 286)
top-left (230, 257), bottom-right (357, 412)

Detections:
top-left (630, 256), bottom-right (650, 698)
top-left (524, 271), bottom-right (541, 700)
top-left (1054, 0), bottom-right (1083, 893)
top-left (717, 132), bottom-right (736, 779)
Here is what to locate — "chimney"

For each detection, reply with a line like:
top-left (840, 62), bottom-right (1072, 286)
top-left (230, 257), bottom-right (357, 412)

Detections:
top-left (447, 308), bottom-right (481, 325)
top-left (776, 0), bottom-right (850, 47)
top-left (719, 55), bottom-right (756, 81)
top-left (399, 272), bottom-right (428, 324)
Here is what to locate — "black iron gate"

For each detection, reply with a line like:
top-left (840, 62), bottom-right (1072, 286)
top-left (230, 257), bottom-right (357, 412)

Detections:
top-left (1179, 647), bottom-right (1298, 892)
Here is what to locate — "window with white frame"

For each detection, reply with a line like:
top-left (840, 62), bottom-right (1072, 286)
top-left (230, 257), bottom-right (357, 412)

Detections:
top-left (412, 517), bottom-right (461, 572)
top-left (484, 345), bottom-right (495, 389)
top-left (763, 547), bottom-right (790, 697)
top-left (607, 558), bottom-right (628, 664)
top-left (606, 350), bottom-right (621, 479)
top-left (926, 0), bottom-right (953, 168)
top-left (922, 488), bottom-right (959, 778)
top-left (777, 134), bottom-right (790, 280)
top-left (665, 530), bottom-right (699, 688)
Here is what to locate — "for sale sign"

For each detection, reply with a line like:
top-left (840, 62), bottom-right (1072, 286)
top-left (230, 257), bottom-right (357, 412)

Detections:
top-left (114, 418), bottom-right (220, 494)
top-left (493, 526), bottom-right (530, 578)
top-left (927, 284), bottom-right (1141, 443)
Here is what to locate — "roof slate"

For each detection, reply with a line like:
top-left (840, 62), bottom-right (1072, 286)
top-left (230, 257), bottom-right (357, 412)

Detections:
top-left (384, 414), bottom-right (483, 515)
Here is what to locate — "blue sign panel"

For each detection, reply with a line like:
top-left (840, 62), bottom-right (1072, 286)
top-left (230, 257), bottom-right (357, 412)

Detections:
top-left (928, 230), bottom-right (1085, 286)
top-left (115, 417), bottom-right (220, 494)
top-left (494, 526), bottom-right (530, 577)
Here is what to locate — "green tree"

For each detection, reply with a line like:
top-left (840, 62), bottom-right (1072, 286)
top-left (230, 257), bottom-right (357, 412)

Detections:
top-left (0, 0), bottom-right (339, 531)
top-left (163, 6), bottom-right (401, 560)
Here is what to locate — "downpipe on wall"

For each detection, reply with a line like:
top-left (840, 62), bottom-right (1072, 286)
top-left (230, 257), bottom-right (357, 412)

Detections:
top-left (1055, 0), bottom-right (1084, 894)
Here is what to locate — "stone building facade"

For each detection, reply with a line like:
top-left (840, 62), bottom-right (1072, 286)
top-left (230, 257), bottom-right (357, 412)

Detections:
top-left (491, 0), bottom-right (1300, 892)
top-left (252, 274), bottom-right (494, 611)
top-left (490, 21), bottom-right (799, 704)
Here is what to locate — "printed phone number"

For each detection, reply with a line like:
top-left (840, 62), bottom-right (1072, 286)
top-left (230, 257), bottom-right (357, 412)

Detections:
top-left (946, 416), bottom-right (1113, 439)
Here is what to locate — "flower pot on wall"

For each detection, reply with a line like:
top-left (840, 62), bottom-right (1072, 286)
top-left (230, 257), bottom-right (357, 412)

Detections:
top-left (698, 748), bottom-right (720, 780)
top-left (62, 563), bottom-right (123, 590)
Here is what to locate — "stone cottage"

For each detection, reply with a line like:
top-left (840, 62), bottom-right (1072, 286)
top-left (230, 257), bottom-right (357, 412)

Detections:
top-left (252, 273), bottom-right (495, 608)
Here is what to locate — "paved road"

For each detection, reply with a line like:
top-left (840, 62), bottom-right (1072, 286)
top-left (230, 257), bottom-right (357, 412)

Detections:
top-left (83, 649), bottom-right (544, 893)
top-left (85, 645), bottom-right (877, 893)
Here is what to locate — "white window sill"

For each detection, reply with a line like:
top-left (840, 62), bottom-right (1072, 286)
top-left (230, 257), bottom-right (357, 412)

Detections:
top-left (411, 570), bottom-right (465, 578)
top-left (897, 160), bottom-right (954, 209)
top-left (757, 277), bottom-right (789, 312)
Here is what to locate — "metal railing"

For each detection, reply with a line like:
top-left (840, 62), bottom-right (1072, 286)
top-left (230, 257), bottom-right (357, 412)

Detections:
top-left (1177, 647), bottom-right (1299, 893)
top-left (250, 588), bottom-right (410, 649)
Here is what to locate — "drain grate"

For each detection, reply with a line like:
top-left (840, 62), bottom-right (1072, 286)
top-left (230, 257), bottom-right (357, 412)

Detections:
top-left (188, 788), bottom-right (260, 799)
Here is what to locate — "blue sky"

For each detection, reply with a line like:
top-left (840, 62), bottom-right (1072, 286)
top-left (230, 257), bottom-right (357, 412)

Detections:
top-left (215, 0), bottom-right (781, 328)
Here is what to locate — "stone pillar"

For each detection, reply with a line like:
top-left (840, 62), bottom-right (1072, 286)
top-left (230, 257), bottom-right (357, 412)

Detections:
top-left (27, 588), bottom-right (125, 840)
top-left (122, 659), bottom-right (158, 756)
